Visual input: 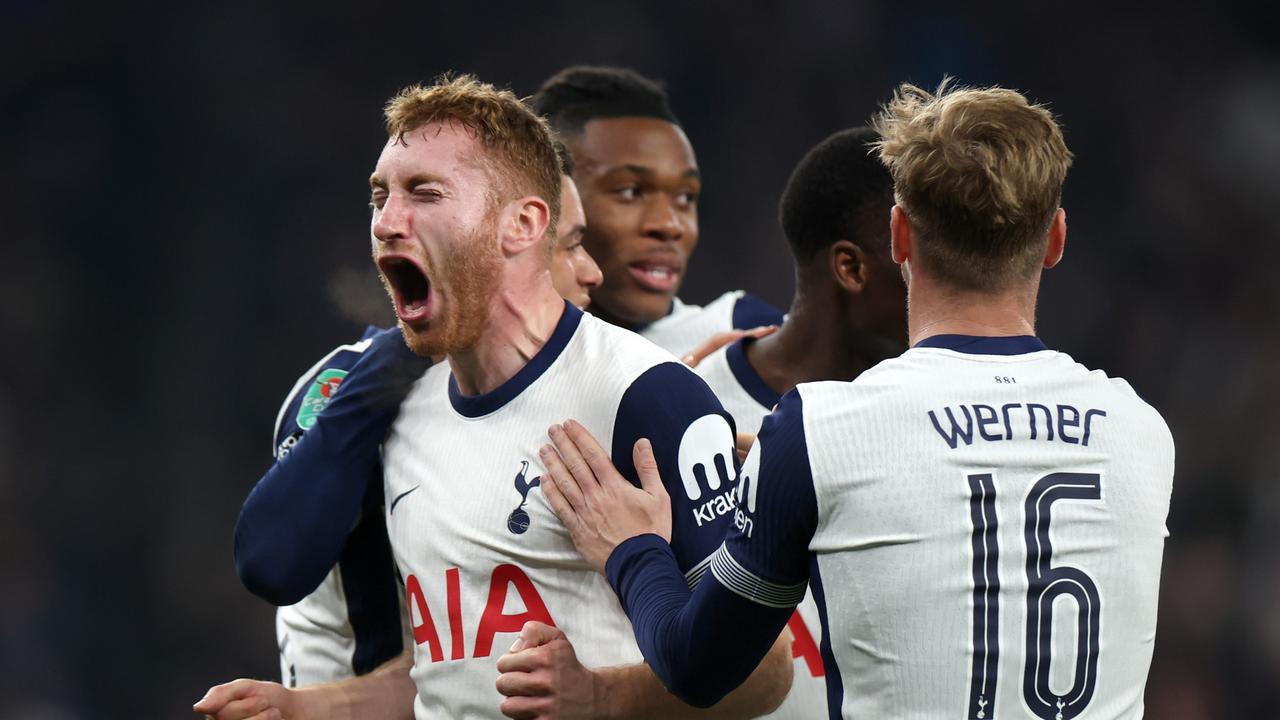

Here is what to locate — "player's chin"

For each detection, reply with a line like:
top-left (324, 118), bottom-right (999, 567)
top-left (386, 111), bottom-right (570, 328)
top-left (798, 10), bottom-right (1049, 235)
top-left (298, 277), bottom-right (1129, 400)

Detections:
top-left (399, 321), bottom-right (441, 358)
top-left (619, 285), bottom-right (677, 324)
top-left (569, 287), bottom-right (592, 310)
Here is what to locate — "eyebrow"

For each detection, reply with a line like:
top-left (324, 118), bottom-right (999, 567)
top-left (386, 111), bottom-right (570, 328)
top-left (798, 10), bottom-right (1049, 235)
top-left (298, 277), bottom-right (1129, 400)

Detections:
top-left (369, 172), bottom-right (448, 190)
top-left (560, 224), bottom-right (587, 244)
top-left (612, 164), bottom-right (702, 182)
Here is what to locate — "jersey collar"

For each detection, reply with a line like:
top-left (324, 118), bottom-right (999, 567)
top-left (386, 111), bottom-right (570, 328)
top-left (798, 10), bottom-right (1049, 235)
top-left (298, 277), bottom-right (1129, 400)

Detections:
top-left (448, 300), bottom-right (583, 418)
top-left (913, 334), bottom-right (1048, 355)
top-left (726, 338), bottom-right (782, 411)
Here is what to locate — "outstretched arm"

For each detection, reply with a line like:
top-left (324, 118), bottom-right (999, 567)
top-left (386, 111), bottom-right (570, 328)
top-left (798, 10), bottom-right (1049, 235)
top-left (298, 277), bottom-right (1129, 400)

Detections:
top-left (235, 328), bottom-right (432, 605)
top-left (194, 649), bottom-right (415, 720)
top-left (538, 390), bottom-right (817, 709)
top-left (680, 325), bottom-right (777, 368)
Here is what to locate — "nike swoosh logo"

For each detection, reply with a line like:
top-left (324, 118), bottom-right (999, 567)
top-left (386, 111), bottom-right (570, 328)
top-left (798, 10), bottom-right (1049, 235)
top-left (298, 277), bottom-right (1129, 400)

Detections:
top-left (390, 484), bottom-right (420, 514)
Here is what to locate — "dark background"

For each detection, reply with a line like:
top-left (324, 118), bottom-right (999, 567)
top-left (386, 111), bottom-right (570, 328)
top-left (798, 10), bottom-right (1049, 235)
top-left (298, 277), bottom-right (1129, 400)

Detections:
top-left (3, 1), bottom-right (1277, 718)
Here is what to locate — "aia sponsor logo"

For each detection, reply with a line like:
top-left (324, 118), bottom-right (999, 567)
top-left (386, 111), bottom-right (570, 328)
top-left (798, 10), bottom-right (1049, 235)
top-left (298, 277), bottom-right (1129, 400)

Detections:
top-left (405, 564), bottom-right (555, 662)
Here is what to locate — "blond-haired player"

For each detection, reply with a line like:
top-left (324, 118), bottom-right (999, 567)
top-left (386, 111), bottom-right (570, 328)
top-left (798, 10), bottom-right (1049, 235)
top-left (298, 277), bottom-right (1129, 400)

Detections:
top-left (537, 81), bottom-right (1175, 720)
top-left (199, 75), bottom-right (789, 720)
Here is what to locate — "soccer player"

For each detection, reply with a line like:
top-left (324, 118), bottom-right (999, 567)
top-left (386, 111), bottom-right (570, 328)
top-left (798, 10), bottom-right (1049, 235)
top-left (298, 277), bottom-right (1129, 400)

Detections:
top-left (684, 126), bottom-right (907, 719)
top-left (229, 142), bottom-right (603, 690)
top-left (203, 75), bottom-right (790, 720)
top-left (536, 81), bottom-right (1176, 719)
top-left (531, 66), bottom-right (783, 358)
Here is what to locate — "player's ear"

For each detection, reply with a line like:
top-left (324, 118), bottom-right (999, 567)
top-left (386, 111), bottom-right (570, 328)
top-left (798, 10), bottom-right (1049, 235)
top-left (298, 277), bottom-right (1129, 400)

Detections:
top-left (1043, 208), bottom-right (1066, 269)
top-left (890, 205), bottom-right (913, 265)
top-left (500, 196), bottom-right (552, 257)
top-left (830, 240), bottom-right (870, 294)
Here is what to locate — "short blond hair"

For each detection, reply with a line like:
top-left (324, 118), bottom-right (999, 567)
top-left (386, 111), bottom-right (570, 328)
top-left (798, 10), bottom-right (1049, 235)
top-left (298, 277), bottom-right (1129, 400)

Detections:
top-left (873, 80), bottom-right (1072, 291)
top-left (384, 74), bottom-right (561, 233)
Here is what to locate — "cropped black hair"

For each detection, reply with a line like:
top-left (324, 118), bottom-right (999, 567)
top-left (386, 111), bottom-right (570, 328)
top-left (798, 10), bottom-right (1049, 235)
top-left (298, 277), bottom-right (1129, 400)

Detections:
top-left (779, 126), bottom-right (895, 263)
top-left (531, 66), bottom-right (679, 136)
top-left (553, 138), bottom-right (575, 176)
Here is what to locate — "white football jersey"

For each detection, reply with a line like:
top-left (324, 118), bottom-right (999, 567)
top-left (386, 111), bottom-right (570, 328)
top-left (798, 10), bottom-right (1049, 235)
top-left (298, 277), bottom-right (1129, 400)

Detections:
top-left (724, 335), bottom-right (1174, 719)
top-left (383, 303), bottom-right (741, 719)
top-left (694, 338), bottom-right (828, 719)
top-left (639, 290), bottom-right (783, 358)
top-left (271, 332), bottom-right (410, 687)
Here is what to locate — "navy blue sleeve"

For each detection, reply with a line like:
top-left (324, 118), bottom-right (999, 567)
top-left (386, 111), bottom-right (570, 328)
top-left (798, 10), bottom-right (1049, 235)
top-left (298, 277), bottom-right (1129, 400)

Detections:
top-left (731, 292), bottom-right (785, 330)
top-left (234, 327), bottom-right (433, 606)
top-left (612, 362), bottom-right (739, 574)
top-left (603, 389), bottom-right (818, 707)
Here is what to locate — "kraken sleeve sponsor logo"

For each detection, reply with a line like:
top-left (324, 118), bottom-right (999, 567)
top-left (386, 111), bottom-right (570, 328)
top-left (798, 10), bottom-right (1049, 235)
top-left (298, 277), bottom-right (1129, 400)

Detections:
top-left (677, 414), bottom-right (740, 528)
top-left (731, 442), bottom-right (763, 537)
top-left (677, 414), bottom-right (737, 501)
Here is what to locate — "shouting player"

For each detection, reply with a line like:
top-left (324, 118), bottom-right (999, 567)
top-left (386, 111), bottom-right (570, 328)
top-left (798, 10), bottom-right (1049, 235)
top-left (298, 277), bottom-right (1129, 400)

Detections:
top-left (226, 140), bottom-right (602, 691)
top-left (536, 81), bottom-right (1175, 719)
top-left (681, 125), bottom-right (906, 719)
top-left (532, 66), bottom-right (783, 358)
top-left (202, 75), bottom-right (790, 720)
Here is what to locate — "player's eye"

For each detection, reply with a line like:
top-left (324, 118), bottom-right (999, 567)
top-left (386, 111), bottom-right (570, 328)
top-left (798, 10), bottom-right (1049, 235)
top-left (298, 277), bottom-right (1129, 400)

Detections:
top-left (676, 190), bottom-right (700, 207)
top-left (412, 187), bottom-right (443, 202)
top-left (614, 185), bottom-right (640, 201)
top-left (370, 192), bottom-right (387, 210)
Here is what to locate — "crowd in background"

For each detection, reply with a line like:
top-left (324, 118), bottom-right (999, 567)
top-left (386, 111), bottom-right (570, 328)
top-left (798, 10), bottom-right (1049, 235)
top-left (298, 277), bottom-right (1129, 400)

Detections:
top-left (1, 2), bottom-right (1277, 717)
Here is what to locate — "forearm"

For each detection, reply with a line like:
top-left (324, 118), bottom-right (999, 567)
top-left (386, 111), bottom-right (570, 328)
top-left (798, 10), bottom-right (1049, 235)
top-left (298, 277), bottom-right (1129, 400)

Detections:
top-left (296, 649), bottom-right (416, 720)
top-left (234, 414), bottom-right (378, 604)
top-left (606, 536), bottom-right (796, 709)
top-left (595, 632), bottom-right (792, 719)
top-left (236, 337), bottom-right (427, 605)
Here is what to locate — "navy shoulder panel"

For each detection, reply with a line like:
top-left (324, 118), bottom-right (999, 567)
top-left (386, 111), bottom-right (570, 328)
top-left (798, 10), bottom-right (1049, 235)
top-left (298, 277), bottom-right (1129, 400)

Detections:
top-left (731, 293), bottom-right (785, 330)
top-left (613, 362), bottom-right (739, 572)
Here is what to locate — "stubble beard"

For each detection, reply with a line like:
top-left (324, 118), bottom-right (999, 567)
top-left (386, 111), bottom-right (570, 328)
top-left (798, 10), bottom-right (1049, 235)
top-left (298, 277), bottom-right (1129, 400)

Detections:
top-left (399, 223), bottom-right (503, 358)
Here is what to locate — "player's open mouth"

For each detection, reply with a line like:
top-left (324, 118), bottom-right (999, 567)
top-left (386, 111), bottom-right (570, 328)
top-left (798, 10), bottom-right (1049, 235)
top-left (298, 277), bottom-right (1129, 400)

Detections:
top-left (628, 261), bottom-right (681, 293)
top-left (378, 255), bottom-right (434, 324)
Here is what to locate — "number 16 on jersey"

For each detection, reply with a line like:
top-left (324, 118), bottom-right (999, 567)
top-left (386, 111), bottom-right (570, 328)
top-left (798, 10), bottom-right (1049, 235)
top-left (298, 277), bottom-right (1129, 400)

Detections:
top-left (967, 472), bottom-right (1103, 720)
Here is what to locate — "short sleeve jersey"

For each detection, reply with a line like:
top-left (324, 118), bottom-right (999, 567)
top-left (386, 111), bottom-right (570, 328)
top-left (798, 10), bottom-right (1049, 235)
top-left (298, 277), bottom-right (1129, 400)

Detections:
top-left (383, 303), bottom-right (742, 719)
top-left (723, 336), bottom-right (1174, 719)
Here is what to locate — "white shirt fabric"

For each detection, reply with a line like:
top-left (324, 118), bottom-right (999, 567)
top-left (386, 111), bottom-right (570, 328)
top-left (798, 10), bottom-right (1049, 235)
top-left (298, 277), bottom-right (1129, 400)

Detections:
top-left (722, 336), bottom-right (1174, 719)
top-left (383, 304), bottom-right (742, 719)
top-left (638, 290), bottom-right (781, 359)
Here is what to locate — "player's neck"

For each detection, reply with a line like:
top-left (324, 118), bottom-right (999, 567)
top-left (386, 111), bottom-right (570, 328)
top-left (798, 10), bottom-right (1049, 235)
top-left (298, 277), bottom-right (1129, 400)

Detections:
top-left (907, 272), bottom-right (1039, 346)
top-left (746, 288), bottom-right (887, 396)
top-left (447, 278), bottom-right (565, 396)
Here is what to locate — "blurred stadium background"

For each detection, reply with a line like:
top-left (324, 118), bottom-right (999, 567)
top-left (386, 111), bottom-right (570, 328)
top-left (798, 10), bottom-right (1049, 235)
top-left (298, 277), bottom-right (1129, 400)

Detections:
top-left (2, 1), bottom-right (1277, 718)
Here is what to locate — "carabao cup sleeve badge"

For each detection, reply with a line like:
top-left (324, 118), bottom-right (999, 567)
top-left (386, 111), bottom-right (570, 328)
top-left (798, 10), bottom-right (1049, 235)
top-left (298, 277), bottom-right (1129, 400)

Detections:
top-left (296, 368), bottom-right (348, 430)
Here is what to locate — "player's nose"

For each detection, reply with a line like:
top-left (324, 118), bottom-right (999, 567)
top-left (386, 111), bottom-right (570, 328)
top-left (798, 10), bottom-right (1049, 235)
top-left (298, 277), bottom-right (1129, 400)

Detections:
top-left (578, 251), bottom-right (603, 289)
top-left (640, 196), bottom-right (683, 242)
top-left (372, 194), bottom-right (412, 243)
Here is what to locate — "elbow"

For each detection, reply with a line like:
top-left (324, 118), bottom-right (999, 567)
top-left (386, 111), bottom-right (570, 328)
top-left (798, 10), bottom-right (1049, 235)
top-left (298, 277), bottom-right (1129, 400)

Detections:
top-left (749, 636), bottom-right (794, 714)
top-left (658, 653), bottom-right (743, 710)
top-left (666, 673), bottom-right (730, 710)
top-left (668, 629), bottom-right (793, 712)
top-left (233, 523), bottom-right (315, 607)
top-left (235, 555), bottom-right (310, 607)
